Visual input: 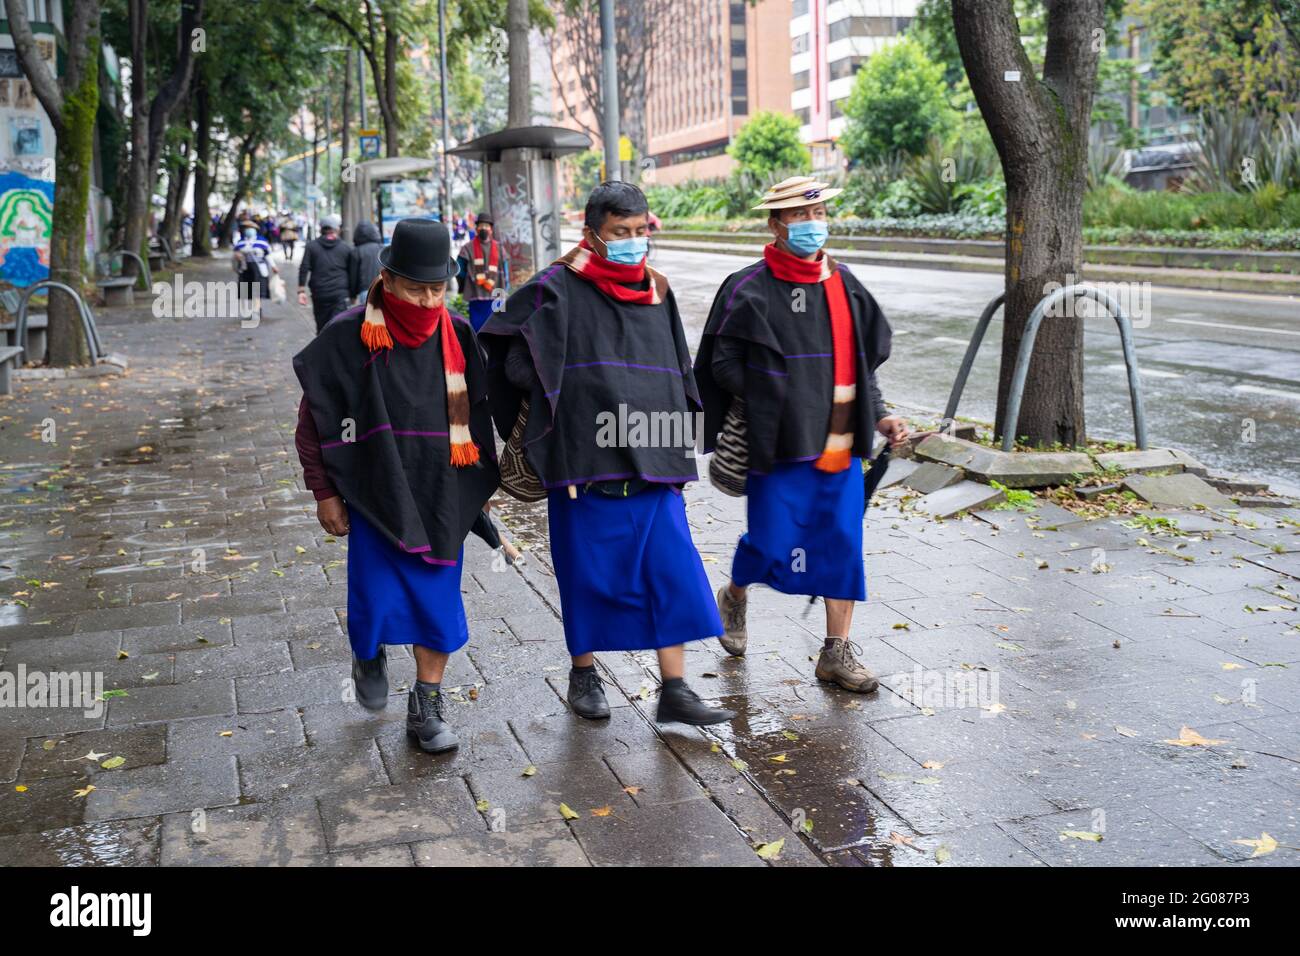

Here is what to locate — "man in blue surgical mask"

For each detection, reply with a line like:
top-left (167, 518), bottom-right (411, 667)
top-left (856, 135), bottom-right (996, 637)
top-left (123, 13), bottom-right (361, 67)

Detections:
top-left (694, 176), bottom-right (910, 695)
top-left (479, 181), bottom-right (734, 728)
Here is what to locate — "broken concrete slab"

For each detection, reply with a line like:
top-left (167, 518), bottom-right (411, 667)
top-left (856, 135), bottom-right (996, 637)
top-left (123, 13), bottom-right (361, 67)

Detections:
top-left (875, 456), bottom-right (918, 490)
top-left (902, 461), bottom-right (964, 494)
top-left (1094, 448), bottom-right (1184, 475)
top-left (1232, 495), bottom-right (1292, 509)
top-left (915, 434), bottom-right (1001, 472)
top-left (1075, 482), bottom-right (1122, 500)
top-left (913, 480), bottom-right (1005, 518)
top-left (914, 434), bottom-right (1094, 489)
top-left (1121, 473), bottom-right (1236, 510)
top-left (1167, 448), bottom-right (1208, 476)
top-left (1205, 473), bottom-right (1269, 495)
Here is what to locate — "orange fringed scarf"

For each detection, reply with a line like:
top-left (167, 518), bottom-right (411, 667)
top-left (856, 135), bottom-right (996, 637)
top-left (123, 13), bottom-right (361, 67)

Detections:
top-left (763, 242), bottom-right (856, 473)
top-left (359, 277), bottom-right (480, 467)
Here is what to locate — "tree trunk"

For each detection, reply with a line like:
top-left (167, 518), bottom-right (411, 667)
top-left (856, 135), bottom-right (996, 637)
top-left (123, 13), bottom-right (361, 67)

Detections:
top-left (191, 73), bottom-right (212, 257)
top-left (951, 0), bottom-right (1102, 448)
top-left (507, 0), bottom-right (530, 127)
top-left (46, 24), bottom-right (100, 366)
top-left (122, 0), bottom-right (150, 278)
top-left (3, 0), bottom-right (102, 367)
top-left (381, 16), bottom-right (399, 156)
top-left (218, 138), bottom-right (256, 248)
top-left (999, 167), bottom-right (1086, 446)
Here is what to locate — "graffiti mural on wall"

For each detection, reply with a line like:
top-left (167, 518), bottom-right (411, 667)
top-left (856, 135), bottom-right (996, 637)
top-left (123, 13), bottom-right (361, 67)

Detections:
top-left (0, 169), bottom-right (54, 287)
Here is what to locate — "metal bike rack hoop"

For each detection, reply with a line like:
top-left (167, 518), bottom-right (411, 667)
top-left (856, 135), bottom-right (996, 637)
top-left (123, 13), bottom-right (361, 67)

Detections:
top-left (1001, 283), bottom-right (1147, 452)
top-left (16, 280), bottom-right (102, 364)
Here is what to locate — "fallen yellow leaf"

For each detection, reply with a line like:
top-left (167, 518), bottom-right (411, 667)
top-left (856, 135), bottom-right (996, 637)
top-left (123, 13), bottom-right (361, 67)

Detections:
top-left (1163, 726), bottom-right (1227, 747)
top-left (1232, 833), bottom-right (1277, 858)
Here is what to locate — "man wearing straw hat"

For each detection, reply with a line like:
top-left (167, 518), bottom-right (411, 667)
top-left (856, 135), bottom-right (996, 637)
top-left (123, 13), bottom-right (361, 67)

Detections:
top-left (694, 176), bottom-right (911, 693)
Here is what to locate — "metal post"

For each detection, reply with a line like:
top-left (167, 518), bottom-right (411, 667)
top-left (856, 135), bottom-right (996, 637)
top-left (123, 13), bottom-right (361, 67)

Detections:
top-left (943, 293), bottom-right (1004, 423)
top-left (357, 46), bottom-right (368, 128)
top-left (599, 0), bottom-right (621, 182)
top-left (438, 0), bottom-right (451, 217)
top-left (324, 91), bottom-right (333, 217)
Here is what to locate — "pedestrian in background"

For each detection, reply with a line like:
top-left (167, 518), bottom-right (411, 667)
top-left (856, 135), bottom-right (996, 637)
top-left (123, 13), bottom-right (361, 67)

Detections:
top-left (280, 215), bottom-right (299, 261)
top-left (455, 211), bottom-right (508, 331)
top-left (352, 220), bottom-right (383, 305)
top-left (233, 225), bottom-right (276, 303)
top-left (297, 213), bottom-right (357, 333)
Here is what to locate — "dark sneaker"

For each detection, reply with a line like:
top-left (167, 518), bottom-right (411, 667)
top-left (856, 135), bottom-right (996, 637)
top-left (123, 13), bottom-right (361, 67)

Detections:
top-left (815, 639), bottom-right (879, 693)
top-left (406, 685), bottom-right (460, 753)
top-left (717, 585), bottom-right (748, 657)
top-left (655, 680), bottom-right (735, 726)
top-left (567, 668), bottom-right (611, 720)
top-left (352, 647), bottom-right (388, 711)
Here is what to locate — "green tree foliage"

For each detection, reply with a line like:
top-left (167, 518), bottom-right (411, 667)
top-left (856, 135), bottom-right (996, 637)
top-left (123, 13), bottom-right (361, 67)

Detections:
top-left (840, 37), bottom-right (951, 164)
top-left (910, 0), bottom-right (964, 89)
top-left (1135, 0), bottom-right (1299, 115)
top-left (726, 111), bottom-right (810, 178)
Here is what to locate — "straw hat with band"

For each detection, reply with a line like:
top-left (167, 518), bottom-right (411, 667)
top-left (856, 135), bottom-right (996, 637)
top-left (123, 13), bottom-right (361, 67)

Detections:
top-left (752, 176), bottom-right (843, 211)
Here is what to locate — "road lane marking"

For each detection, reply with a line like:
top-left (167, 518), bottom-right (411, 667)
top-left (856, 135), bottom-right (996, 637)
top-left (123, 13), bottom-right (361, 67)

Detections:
top-left (1232, 384), bottom-right (1300, 401)
top-left (1103, 364), bottom-right (1182, 378)
top-left (1169, 318), bottom-right (1300, 337)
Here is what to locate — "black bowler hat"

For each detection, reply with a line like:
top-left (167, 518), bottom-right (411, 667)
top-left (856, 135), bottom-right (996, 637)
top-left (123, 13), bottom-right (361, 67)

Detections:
top-left (377, 218), bottom-right (460, 283)
top-left (476, 211), bottom-right (493, 225)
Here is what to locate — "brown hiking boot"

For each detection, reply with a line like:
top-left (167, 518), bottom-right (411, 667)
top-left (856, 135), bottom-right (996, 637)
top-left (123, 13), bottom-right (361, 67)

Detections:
top-left (815, 638), bottom-right (879, 693)
top-left (717, 585), bottom-right (748, 657)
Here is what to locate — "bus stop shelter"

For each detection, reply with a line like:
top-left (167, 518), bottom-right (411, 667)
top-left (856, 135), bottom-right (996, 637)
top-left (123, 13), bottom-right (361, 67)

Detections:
top-left (449, 126), bottom-right (591, 284)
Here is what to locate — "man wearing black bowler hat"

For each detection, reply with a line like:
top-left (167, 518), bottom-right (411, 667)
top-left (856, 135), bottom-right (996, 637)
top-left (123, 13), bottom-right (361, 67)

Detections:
top-left (293, 218), bottom-right (500, 754)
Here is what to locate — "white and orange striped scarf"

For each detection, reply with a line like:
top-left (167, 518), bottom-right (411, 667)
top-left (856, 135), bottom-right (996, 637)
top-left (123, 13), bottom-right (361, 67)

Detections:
top-left (763, 242), bottom-right (856, 472)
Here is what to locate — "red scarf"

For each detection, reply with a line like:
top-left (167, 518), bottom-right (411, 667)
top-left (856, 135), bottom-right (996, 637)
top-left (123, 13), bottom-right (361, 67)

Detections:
top-left (359, 278), bottom-right (479, 466)
top-left (763, 242), bottom-right (856, 473)
top-left (559, 239), bottom-right (663, 305)
top-left (472, 235), bottom-right (499, 290)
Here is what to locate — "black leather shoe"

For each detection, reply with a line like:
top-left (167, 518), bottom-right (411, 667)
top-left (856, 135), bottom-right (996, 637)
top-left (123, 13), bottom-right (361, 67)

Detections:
top-left (352, 648), bottom-right (388, 711)
top-left (656, 680), bottom-right (735, 726)
top-left (406, 685), bottom-right (460, 753)
top-left (567, 668), bottom-right (611, 720)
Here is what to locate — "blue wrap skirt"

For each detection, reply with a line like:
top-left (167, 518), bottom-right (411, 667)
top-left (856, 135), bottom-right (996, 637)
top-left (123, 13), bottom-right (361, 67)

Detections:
top-left (730, 458), bottom-right (866, 601)
top-left (547, 485), bottom-right (723, 656)
top-left (345, 506), bottom-right (469, 658)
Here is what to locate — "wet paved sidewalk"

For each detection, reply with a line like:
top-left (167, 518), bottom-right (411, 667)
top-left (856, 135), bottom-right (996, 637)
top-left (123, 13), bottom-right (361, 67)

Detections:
top-left (0, 255), bottom-right (1296, 866)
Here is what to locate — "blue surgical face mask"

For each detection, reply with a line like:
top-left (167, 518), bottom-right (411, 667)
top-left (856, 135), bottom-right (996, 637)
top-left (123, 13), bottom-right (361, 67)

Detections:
top-left (601, 235), bottom-right (648, 265)
top-left (783, 219), bottom-right (829, 256)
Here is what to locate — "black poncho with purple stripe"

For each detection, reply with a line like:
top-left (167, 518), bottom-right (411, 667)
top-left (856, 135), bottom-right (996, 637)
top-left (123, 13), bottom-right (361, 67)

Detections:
top-left (693, 258), bottom-right (892, 475)
top-left (479, 265), bottom-right (702, 489)
top-left (293, 306), bottom-right (500, 565)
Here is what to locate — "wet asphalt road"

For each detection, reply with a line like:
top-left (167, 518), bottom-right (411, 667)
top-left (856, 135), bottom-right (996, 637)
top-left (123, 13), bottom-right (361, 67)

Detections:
top-left (649, 245), bottom-right (1300, 495)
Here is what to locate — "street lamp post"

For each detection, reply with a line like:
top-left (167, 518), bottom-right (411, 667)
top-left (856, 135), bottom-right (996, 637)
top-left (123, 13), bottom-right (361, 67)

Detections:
top-left (599, 0), bottom-right (620, 182)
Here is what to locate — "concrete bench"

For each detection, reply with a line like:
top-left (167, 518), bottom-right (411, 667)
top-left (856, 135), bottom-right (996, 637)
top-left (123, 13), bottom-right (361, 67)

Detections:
top-left (0, 345), bottom-right (22, 395)
top-left (0, 311), bottom-right (48, 362)
top-left (148, 252), bottom-right (165, 272)
top-left (97, 276), bottom-right (136, 307)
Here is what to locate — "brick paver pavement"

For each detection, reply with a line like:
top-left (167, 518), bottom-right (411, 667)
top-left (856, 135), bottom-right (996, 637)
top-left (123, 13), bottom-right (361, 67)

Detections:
top-left (0, 255), bottom-right (1296, 866)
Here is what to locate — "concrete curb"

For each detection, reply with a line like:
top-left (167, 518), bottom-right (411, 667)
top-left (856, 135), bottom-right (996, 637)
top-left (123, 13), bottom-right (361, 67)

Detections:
top-left (650, 236), bottom-right (1300, 295)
